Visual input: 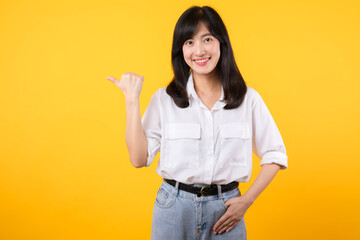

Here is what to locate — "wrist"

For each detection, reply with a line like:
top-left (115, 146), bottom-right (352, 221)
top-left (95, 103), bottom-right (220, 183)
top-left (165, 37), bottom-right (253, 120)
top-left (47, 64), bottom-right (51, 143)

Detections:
top-left (239, 194), bottom-right (255, 208)
top-left (125, 97), bottom-right (140, 104)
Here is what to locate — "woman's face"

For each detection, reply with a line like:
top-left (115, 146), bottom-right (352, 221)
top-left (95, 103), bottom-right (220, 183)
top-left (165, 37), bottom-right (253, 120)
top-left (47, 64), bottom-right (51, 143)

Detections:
top-left (182, 21), bottom-right (220, 77)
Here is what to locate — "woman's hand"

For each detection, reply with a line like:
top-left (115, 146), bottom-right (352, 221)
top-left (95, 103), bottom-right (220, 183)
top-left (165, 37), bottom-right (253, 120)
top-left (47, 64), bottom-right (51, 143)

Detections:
top-left (213, 163), bottom-right (281, 234)
top-left (107, 72), bottom-right (144, 101)
top-left (213, 196), bottom-right (251, 234)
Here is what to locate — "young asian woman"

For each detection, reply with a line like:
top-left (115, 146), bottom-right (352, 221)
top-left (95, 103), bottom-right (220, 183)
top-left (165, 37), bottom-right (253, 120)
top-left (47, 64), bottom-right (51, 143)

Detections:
top-left (107, 5), bottom-right (288, 240)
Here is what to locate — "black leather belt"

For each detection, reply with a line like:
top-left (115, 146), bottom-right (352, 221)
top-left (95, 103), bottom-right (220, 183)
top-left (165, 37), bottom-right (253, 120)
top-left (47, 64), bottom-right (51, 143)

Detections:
top-left (164, 178), bottom-right (239, 197)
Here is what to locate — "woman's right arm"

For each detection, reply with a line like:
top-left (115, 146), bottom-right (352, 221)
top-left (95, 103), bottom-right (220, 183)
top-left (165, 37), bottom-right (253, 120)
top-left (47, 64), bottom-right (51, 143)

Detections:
top-left (107, 72), bottom-right (148, 168)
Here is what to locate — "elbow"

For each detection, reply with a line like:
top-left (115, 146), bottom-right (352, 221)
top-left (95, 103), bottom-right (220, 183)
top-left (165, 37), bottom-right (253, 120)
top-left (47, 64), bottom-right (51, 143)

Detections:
top-left (132, 161), bottom-right (146, 168)
top-left (127, 143), bottom-right (148, 168)
top-left (129, 155), bottom-right (147, 168)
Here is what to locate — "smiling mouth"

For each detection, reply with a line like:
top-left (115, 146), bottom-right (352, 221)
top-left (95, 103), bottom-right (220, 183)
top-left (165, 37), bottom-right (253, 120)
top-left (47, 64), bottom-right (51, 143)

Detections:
top-left (194, 57), bottom-right (210, 63)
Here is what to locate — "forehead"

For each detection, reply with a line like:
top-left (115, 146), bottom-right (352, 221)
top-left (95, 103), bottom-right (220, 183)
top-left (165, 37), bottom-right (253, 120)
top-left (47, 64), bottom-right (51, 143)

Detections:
top-left (192, 22), bottom-right (211, 37)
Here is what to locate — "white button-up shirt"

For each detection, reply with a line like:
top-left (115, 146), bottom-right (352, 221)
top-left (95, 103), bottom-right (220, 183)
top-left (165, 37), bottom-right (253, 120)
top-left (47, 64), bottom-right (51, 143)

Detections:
top-left (141, 72), bottom-right (288, 185)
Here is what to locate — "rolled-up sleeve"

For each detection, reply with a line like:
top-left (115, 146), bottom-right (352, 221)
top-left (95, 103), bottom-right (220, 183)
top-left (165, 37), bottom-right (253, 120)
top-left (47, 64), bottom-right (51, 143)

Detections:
top-left (252, 92), bottom-right (288, 170)
top-left (141, 90), bottom-right (162, 167)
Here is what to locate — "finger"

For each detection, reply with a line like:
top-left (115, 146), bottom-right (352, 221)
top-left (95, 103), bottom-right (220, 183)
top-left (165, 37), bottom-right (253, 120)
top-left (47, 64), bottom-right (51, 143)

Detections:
top-left (224, 199), bottom-right (232, 208)
top-left (217, 218), bottom-right (235, 234)
top-left (214, 215), bottom-right (233, 233)
top-left (213, 214), bottom-right (228, 232)
top-left (225, 220), bottom-right (238, 233)
top-left (106, 76), bottom-right (118, 83)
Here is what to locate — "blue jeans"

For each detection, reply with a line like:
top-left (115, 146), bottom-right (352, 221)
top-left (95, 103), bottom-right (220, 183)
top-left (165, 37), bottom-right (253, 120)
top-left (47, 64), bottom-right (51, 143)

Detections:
top-left (151, 179), bottom-right (247, 240)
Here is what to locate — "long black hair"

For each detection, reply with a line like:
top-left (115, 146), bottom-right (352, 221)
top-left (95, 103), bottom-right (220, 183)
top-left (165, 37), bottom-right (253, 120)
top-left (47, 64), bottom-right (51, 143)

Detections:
top-left (166, 5), bottom-right (247, 109)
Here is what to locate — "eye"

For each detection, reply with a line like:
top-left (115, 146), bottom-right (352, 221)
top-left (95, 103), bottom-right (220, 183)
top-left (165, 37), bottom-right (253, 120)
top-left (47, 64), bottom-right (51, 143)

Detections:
top-left (205, 38), bottom-right (212, 42)
top-left (184, 41), bottom-right (193, 45)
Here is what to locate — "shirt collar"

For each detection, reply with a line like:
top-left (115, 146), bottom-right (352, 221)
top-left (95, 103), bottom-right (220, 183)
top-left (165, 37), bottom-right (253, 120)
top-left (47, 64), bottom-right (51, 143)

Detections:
top-left (186, 71), bottom-right (226, 109)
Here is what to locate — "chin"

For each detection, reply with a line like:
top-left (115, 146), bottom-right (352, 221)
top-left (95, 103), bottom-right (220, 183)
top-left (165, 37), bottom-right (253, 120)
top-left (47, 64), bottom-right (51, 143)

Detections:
top-left (192, 68), bottom-right (216, 76)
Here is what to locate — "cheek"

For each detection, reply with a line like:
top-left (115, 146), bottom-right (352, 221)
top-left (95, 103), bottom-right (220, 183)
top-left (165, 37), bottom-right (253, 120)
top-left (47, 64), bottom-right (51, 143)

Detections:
top-left (213, 44), bottom-right (220, 54)
top-left (211, 45), bottom-right (221, 60)
top-left (212, 41), bottom-right (220, 55)
top-left (182, 49), bottom-right (192, 62)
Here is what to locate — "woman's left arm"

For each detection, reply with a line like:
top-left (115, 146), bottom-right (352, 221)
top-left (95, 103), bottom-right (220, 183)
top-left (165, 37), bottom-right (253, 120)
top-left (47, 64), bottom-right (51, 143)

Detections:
top-left (213, 163), bottom-right (281, 235)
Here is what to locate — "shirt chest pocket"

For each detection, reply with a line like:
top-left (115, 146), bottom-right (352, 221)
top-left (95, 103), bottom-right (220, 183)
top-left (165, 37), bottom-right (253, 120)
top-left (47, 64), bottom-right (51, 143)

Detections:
top-left (218, 122), bottom-right (252, 168)
top-left (163, 123), bottom-right (201, 169)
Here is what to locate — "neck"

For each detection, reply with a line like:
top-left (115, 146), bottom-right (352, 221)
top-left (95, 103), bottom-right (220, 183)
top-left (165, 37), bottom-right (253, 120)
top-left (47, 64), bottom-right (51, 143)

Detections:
top-left (192, 70), bottom-right (222, 94)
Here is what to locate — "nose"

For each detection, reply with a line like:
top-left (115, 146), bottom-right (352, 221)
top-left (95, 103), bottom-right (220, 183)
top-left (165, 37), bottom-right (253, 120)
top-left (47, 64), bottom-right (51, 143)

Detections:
top-left (195, 42), bottom-right (206, 55)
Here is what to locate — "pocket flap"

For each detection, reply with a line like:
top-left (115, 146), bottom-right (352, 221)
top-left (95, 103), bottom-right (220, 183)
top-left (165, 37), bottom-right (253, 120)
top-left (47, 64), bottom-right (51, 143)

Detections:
top-left (220, 122), bottom-right (251, 139)
top-left (165, 123), bottom-right (201, 139)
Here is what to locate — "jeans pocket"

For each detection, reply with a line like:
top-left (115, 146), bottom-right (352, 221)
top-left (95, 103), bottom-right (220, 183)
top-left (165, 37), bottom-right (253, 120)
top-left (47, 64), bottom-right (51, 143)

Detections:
top-left (155, 186), bottom-right (176, 209)
top-left (220, 189), bottom-right (241, 210)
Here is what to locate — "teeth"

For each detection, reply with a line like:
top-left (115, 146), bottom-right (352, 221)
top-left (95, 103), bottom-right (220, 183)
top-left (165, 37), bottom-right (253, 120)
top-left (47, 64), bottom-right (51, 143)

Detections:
top-left (195, 58), bottom-right (209, 63)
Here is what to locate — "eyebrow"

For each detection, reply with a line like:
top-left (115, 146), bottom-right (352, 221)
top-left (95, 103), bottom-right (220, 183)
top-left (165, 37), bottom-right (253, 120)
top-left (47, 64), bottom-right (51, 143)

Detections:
top-left (201, 33), bottom-right (213, 37)
top-left (188, 33), bottom-right (213, 39)
top-left (187, 33), bottom-right (212, 38)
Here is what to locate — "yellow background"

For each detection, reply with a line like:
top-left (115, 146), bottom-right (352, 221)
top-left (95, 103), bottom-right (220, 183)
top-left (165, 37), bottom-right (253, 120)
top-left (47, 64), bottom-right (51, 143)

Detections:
top-left (1, 0), bottom-right (359, 239)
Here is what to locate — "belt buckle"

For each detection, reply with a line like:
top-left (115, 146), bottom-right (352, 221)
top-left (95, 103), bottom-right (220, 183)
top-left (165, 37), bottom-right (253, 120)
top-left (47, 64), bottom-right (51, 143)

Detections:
top-left (200, 186), bottom-right (210, 196)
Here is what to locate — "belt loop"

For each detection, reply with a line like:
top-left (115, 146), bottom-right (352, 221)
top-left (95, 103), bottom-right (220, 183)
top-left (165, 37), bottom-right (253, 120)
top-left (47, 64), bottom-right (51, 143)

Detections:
top-left (217, 184), bottom-right (223, 199)
top-left (174, 181), bottom-right (180, 196)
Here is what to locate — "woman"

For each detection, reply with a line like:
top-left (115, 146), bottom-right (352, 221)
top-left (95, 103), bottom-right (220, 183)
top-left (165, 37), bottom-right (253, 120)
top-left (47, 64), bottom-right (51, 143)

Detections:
top-left (107, 5), bottom-right (288, 240)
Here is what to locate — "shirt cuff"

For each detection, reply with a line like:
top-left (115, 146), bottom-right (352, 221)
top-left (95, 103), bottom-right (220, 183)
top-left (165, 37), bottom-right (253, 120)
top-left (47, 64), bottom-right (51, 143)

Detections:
top-left (145, 138), bottom-right (160, 167)
top-left (259, 151), bottom-right (288, 170)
